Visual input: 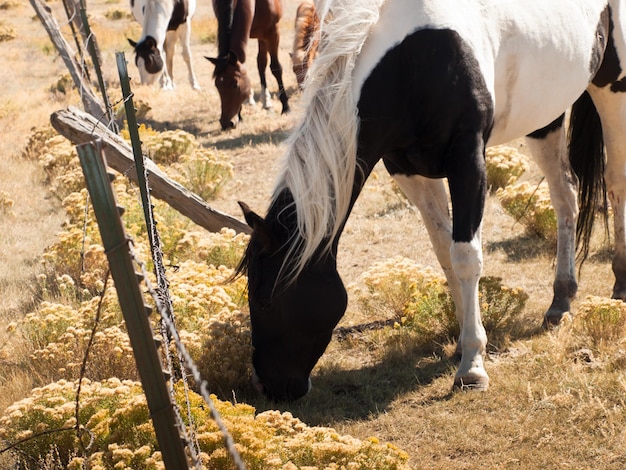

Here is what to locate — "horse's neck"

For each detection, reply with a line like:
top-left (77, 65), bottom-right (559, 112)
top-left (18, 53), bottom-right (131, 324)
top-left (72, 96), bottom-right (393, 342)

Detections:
top-left (142, 0), bottom-right (174, 45)
top-left (229, 0), bottom-right (254, 62)
top-left (271, 154), bottom-right (374, 265)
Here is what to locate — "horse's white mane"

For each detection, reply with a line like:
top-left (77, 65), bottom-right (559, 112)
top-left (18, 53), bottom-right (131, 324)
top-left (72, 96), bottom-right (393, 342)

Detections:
top-left (272, 0), bottom-right (384, 277)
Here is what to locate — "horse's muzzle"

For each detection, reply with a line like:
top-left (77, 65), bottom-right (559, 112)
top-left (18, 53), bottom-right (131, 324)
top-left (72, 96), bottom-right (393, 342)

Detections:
top-left (251, 368), bottom-right (312, 402)
top-left (220, 119), bottom-right (237, 130)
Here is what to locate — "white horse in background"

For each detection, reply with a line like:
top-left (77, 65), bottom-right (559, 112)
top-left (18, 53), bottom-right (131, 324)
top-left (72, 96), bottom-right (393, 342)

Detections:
top-left (129, 0), bottom-right (201, 90)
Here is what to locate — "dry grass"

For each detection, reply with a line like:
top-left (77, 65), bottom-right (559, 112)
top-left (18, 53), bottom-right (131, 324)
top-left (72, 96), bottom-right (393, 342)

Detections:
top-left (1, 0), bottom-right (625, 468)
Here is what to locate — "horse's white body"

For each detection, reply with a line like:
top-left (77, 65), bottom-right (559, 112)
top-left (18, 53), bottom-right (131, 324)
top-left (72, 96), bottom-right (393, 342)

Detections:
top-left (346, 0), bottom-right (626, 387)
top-left (131, 0), bottom-right (201, 90)
top-left (354, 0), bottom-right (615, 144)
top-left (277, 0), bottom-right (626, 391)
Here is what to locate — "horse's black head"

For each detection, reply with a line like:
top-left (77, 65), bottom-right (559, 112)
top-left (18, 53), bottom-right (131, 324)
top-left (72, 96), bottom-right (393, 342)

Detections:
top-left (128, 36), bottom-right (164, 85)
top-left (206, 51), bottom-right (251, 130)
top-left (238, 200), bottom-right (347, 401)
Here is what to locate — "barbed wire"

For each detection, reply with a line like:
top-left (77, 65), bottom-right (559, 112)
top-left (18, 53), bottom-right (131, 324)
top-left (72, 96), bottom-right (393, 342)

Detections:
top-left (129, 240), bottom-right (246, 470)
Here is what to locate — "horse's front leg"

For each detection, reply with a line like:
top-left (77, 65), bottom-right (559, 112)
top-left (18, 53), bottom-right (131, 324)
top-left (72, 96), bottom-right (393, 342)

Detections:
top-left (161, 33), bottom-right (176, 90)
top-left (447, 141), bottom-right (489, 390)
top-left (256, 39), bottom-right (272, 109)
top-left (388, 172), bottom-right (465, 359)
top-left (525, 116), bottom-right (578, 327)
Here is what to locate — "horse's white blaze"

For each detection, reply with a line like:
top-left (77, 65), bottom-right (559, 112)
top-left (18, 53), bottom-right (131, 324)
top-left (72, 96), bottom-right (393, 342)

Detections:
top-left (352, 0), bottom-right (608, 144)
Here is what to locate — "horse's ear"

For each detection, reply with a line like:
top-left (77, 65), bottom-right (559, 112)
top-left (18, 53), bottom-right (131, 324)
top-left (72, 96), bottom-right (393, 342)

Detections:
top-left (238, 201), bottom-right (273, 250)
top-left (128, 38), bottom-right (138, 48)
top-left (239, 201), bottom-right (264, 229)
top-left (205, 56), bottom-right (218, 65)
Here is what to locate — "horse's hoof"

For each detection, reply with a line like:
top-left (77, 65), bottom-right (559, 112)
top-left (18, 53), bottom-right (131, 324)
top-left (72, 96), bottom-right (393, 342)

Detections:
top-left (281, 105), bottom-right (291, 115)
top-left (453, 374), bottom-right (489, 392)
top-left (542, 310), bottom-right (571, 329)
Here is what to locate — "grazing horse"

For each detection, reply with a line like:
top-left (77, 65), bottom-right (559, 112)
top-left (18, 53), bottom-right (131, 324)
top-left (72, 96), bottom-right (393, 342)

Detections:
top-left (291, 1), bottom-right (319, 88)
top-left (208, 0), bottom-right (290, 130)
top-left (129, 0), bottom-right (201, 90)
top-left (237, 0), bottom-right (626, 402)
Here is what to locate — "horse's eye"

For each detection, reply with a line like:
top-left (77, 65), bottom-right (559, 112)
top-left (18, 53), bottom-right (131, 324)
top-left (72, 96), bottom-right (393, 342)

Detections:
top-left (232, 81), bottom-right (239, 90)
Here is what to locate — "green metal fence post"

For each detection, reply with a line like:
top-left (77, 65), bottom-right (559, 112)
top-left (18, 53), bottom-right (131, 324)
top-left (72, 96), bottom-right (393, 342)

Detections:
top-left (77, 142), bottom-right (190, 470)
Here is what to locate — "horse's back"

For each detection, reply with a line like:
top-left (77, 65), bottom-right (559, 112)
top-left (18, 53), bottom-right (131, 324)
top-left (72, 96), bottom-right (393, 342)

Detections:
top-left (352, 0), bottom-right (612, 145)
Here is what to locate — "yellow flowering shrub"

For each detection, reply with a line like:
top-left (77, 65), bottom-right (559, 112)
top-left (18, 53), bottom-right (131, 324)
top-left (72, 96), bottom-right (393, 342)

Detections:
top-left (355, 257), bottom-right (528, 348)
top-left (174, 227), bottom-right (249, 269)
top-left (29, 132), bottom-right (84, 199)
top-left (168, 148), bottom-right (234, 201)
top-left (22, 125), bottom-right (58, 161)
top-left (0, 20), bottom-right (15, 42)
top-left (560, 296), bottom-right (626, 356)
top-left (496, 181), bottom-right (557, 242)
top-left (121, 124), bottom-right (198, 165)
top-left (354, 256), bottom-right (444, 319)
top-left (0, 381), bottom-right (410, 469)
top-left (485, 145), bottom-right (529, 192)
top-left (195, 307), bottom-right (252, 395)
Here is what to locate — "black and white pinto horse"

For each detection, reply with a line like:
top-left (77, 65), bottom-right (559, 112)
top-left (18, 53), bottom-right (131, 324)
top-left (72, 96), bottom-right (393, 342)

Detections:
top-left (237, 0), bottom-right (626, 401)
top-left (129, 0), bottom-right (201, 90)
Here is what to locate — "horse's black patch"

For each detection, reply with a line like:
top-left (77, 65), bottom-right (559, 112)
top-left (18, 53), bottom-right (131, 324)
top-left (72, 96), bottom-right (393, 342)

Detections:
top-left (357, 28), bottom-right (493, 174)
top-left (526, 114), bottom-right (565, 139)
top-left (168, 0), bottom-right (188, 31)
top-left (356, 28), bottom-right (493, 242)
top-left (592, 4), bottom-right (626, 92)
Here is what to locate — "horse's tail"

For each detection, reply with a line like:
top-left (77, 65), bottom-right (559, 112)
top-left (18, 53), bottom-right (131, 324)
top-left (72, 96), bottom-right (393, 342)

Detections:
top-left (568, 91), bottom-right (608, 264)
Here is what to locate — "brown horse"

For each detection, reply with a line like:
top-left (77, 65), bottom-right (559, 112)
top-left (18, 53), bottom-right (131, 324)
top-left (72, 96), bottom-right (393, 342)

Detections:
top-left (208, 0), bottom-right (290, 130)
top-left (291, 1), bottom-right (319, 89)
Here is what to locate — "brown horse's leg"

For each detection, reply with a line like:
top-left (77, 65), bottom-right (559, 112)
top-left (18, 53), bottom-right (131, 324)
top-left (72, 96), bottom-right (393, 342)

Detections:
top-left (257, 39), bottom-right (272, 109)
top-left (266, 29), bottom-right (290, 114)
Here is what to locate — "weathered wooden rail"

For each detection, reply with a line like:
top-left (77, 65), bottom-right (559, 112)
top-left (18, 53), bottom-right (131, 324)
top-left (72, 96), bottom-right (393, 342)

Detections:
top-left (51, 107), bottom-right (251, 235)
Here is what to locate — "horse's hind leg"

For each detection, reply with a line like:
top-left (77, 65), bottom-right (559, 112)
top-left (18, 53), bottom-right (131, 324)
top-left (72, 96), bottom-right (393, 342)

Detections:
top-left (256, 39), bottom-right (272, 109)
top-left (266, 29), bottom-right (290, 114)
top-left (178, 21), bottom-right (201, 90)
top-left (587, 85), bottom-right (626, 300)
top-left (525, 116), bottom-right (579, 327)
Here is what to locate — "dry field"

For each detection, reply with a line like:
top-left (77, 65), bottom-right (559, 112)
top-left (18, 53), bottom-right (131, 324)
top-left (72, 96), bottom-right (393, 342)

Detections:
top-left (1, 0), bottom-right (625, 468)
